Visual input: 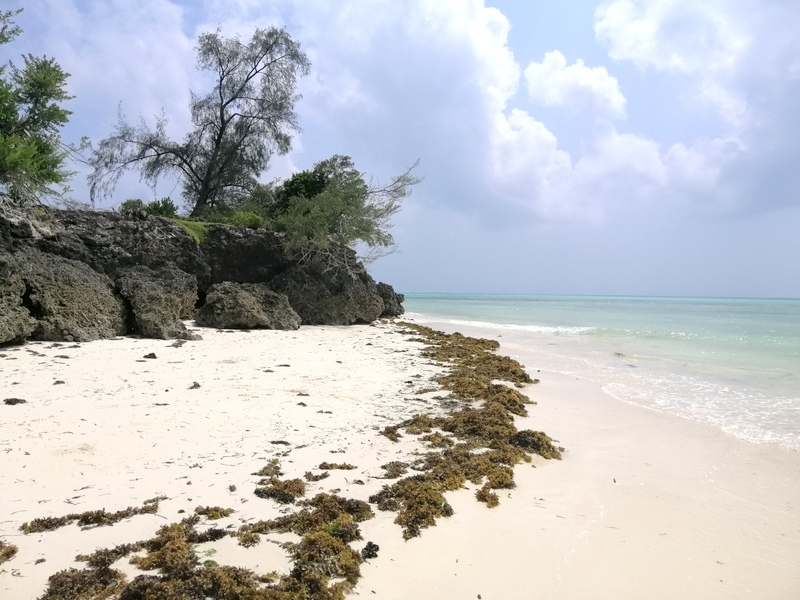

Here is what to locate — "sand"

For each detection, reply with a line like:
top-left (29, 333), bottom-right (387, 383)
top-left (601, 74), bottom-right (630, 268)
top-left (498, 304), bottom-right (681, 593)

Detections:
top-left (1, 319), bottom-right (798, 599)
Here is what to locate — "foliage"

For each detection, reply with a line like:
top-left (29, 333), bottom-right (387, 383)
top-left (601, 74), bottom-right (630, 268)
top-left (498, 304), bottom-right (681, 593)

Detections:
top-left (0, 9), bottom-right (74, 205)
top-left (88, 27), bottom-right (310, 216)
top-left (144, 196), bottom-right (178, 217)
top-left (227, 209), bottom-right (263, 229)
top-left (268, 154), bottom-right (420, 265)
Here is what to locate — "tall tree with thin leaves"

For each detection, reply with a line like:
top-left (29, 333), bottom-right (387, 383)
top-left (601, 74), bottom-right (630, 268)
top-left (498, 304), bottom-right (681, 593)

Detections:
top-left (89, 27), bottom-right (310, 216)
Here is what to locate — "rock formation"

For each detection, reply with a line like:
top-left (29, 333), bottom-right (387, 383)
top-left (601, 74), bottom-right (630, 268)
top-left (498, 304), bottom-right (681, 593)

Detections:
top-left (196, 282), bottom-right (301, 330)
top-left (0, 206), bottom-right (404, 344)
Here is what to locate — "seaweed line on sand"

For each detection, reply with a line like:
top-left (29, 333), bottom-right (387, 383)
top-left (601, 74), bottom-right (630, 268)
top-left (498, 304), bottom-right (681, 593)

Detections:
top-left (370, 322), bottom-right (563, 538)
top-left (25, 321), bottom-right (563, 599)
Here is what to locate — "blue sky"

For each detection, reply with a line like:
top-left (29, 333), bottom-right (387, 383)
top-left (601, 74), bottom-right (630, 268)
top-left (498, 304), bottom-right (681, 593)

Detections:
top-left (8, 0), bottom-right (800, 297)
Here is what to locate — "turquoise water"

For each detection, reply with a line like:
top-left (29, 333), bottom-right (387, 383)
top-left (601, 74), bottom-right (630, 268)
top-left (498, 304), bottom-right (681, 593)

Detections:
top-left (403, 294), bottom-right (800, 450)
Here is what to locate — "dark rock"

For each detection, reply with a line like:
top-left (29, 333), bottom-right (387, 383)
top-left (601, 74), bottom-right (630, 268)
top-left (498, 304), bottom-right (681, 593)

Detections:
top-left (196, 282), bottom-right (301, 330)
top-left (268, 258), bottom-right (384, 325)
top-left (10, 208), bottom-right (211, 289)
top-left (201, 225), bottom-right (291, 286)
top-left (0, 206), bottom-right (404, 340)
top-left (0, 255), bottom-right (37, 344)
top-left (377, 282), bottom-right (405, 317)
top-left (117, 265), bottom-right (199, 339)
top-left (12, 248), bottom-right (126, 342)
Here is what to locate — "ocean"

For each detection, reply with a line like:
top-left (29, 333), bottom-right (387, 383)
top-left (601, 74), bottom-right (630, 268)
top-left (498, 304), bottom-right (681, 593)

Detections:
top-left (402, 294), bottom-right (800, 451)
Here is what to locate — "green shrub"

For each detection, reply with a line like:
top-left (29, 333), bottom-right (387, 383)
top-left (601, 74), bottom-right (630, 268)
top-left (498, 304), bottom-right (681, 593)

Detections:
top-left (120, 198), bottom-right (144, 214)
top-left (228, 210), bottom-right (264, 229)
top-left (144, 197), bottom-right (178, 217)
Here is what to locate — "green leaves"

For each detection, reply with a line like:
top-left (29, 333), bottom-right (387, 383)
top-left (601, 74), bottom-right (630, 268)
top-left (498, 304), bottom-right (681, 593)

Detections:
top-left (272, 155), bottom-right (419, 264)
top-left (89, 26), bottom-right (310, 215)
top-left (0, 10), bottom-right (73, 205)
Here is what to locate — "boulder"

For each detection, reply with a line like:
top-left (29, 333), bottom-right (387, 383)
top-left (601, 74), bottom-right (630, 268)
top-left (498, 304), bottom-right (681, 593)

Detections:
top-left (117, 265), bottom-right (199, 339)
top-left (13, 249), bottom-right (126, 342)
top-left (377, 282), bottom-right (405, 317)
top-left (268, 259), bottom-right (385, 325)
top-left (195, 282), bottom-right (301, 330)
top-left (0, 256), bottom-right (36, 344)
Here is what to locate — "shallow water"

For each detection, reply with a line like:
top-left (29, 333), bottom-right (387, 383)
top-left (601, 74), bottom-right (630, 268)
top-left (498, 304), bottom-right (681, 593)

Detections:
top-left (403, 294), bottom-right (800, 451)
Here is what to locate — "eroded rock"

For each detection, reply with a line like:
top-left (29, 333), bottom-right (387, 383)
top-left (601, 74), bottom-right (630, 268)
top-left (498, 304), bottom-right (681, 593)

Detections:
top-left (117, 265), bottom-right (199, 339)
top-left (196, 282), bottom-right (301, 330)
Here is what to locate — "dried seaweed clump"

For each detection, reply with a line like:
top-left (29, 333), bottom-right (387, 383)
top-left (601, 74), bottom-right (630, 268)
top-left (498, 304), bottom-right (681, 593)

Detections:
top-left (40, 565), bottom-right (127, 600)
top-left (288, 530), bottom-right (361, 596)
top-left (318, 462), bottom-right (356, 470)
top-left (254, 477), bottom-right (307, 504)
top-left (0, 540), bottom-right (18, 564)
top-left (252, 458), bottom-right (283, 478)
top-left (304, 470), bottom-right (331, 482)
top-left (129, 516), bottom-right (227, 574)
top-left (379, 425), bottom-right (401, 442)
top-left (370, 476), bottom-right (454, 539)
top-left (511, 429), bottom-right (563, 460)
top-left (236, 493), bottom-right (373, 546)
top-left (381, 461), bottom-right (408, 479)
top-left (20, 497), bottom-right (165, 534)
top-left (194, 506), bottom-right (235, 520)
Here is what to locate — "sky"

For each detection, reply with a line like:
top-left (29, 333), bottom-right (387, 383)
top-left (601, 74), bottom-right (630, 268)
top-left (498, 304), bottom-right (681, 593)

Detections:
top-left (7, 0), bottom-right (800, 298)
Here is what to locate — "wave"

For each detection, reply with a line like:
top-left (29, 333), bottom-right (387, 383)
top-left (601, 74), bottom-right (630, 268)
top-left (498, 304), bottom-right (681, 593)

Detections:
top-left (403, 313), bottom-right (593, 335)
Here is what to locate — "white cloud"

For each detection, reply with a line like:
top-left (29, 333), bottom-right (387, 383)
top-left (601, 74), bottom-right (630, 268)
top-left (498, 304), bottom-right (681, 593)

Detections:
top-left (524, 50), bottom-right (627, 120)
top-left (594, 0), bottom-right (750, 74)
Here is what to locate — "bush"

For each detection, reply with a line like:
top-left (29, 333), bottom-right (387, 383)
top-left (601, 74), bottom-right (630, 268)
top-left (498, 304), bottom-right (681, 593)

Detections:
top-left (144, 197), bottom-right (178, 217)
top-left (227, 210), bottom-right (264, 229)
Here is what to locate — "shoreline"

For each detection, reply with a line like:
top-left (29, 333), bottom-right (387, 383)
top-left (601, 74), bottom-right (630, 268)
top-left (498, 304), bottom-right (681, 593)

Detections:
top-left (1, 320), bottom-right (798, 598)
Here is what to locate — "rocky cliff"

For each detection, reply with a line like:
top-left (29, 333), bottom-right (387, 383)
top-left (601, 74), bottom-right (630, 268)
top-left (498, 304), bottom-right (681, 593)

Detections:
top-left (0, 206), bottom-right (404, 344)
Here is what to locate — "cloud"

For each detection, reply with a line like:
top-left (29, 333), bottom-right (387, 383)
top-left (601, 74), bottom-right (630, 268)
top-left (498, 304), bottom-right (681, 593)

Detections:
top-left (524, 50), bottom-right (627, 120)
top-left (594, 0), bottom-right (750, 74)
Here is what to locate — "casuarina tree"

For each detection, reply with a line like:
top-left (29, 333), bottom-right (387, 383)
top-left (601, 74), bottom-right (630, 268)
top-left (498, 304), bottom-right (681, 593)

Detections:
top-left (88, 27), bottom-right (310, 216)
top-left (0, 8), bottom-right (74, 205)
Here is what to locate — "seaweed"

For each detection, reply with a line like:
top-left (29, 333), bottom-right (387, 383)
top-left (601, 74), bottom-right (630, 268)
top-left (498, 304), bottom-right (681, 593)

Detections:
top-left (195, 506), bottom-right (235, 520)
top-left (304, 470), bottom-right (331, 482)
top-left (20, 497), bottom-right (165, 533)
top-left (40, 566), bottom-right (127, 600)
top-left (380, 461), bottom-right (408, 479)
top-left (0, 540), bottom-right (18, 564)
top-left (317, 462), bottom-right (356, 470)
top-left (289, 530), bottom-right (361, 585)
top-left (252, 458), bottom-right (283, 478)
top-left (379, 426), bottom-right (401, 442)
top-left (364, 323), bottom-right (563, 538)
top-left (254, 478), bottom-right (307, 504)
top-left (419, 432), bottom-right (455, 448)
top-left (236, 493), bottom-right (373, 546)
top-left (510, 429), bottom-right (563, 459)
top-left (401, 414), bottom-right (436, 434)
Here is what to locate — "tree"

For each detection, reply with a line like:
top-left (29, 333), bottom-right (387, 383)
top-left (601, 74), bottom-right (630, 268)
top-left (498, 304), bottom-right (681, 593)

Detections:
top-left (88, 27), bottom-right (310, 216)
top-left (0, 8), bottom-right (74, 205)
top-left (269, 155), bottom-right (421, 266)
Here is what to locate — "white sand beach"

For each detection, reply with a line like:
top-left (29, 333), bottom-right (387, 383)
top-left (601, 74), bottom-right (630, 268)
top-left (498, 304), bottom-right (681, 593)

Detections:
top-left (1, 320), bottom-right (798, 599)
